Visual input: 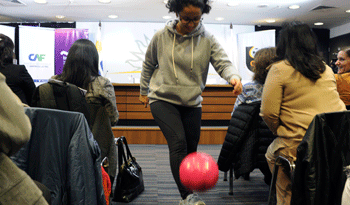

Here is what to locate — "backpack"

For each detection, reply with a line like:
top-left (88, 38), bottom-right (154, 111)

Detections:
top-left (31, 79), bottom-right (91, 125)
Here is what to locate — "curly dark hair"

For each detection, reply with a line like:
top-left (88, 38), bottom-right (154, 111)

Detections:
top-left (166, 0), bottom-right (211, 14)
top-left (275, 21), bottom-right (325, 81)
top-left (252, 47), bottom-right (276, 84)
top-left (0, 34), bottom-right (14, 67)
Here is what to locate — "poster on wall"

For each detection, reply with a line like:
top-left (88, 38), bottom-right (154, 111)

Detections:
top-left (96, 22), bottom-right (164, 84)
top-left (55, 29), bottom-right (89, 75)
top-left (77, 22), bottom-right (254, 84)
top-left (237, 30), bottom-right (275, 84)
top-left (19, 26), bottom-right (55, 85)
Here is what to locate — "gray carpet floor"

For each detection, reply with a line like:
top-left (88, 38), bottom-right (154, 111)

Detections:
top-left (111, 144), bottom-right (269, 205)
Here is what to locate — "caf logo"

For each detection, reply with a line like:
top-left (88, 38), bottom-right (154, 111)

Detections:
top-left (246, 46), bottom-right (259, 71)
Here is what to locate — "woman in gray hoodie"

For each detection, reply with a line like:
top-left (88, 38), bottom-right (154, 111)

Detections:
top-left (140, 0), bottom-right (242, 204)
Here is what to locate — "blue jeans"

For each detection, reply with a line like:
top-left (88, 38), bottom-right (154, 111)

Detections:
top-left (150, 100), bottom-right (202, 199)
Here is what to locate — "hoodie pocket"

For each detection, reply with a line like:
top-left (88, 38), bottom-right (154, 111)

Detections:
top-left (154, 84), bottom-right (203, 106)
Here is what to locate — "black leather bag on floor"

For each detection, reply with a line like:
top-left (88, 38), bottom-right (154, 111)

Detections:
top-left (112, 136), bottom-right (144, 203)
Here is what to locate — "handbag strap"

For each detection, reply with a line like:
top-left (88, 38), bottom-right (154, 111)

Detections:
top-left (121, 136), bottom-right (134, 160)
top-left (117, 137), bottom-right (128, 170)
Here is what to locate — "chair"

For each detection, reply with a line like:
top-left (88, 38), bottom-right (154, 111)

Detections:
top-left (218, 102), bottom-right (275, 195)
top-left (292, 111), bottom-right (350, 205)
top-left (267, 156), bottom-right (295, 205)
top-left (11, 107), bottom-right (106, 205)
top-left (268, 111), bottom-right (350, 205)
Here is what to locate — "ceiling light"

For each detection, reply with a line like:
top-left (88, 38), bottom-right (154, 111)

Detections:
top-left (346, 10), bottom-right (350, 13)
top-left (56, 15), bottom-right (65, 19)
top-left (215, 17), bottom-right (224, 21)
top-left (289, 5), bottom-right (300, 10)
top-left (108, 15), bottom-right (118, 19)
top-left (314, 22), bottom-right (324, 26)
top-left (162, 16), bottom-right (172, 20)
top-left (258, 4), bottom-right (268, 8)
top-left (227, 2), bottom-right (239, 7)
top-left (98, 0), bottom-right (111, 3)
top-left (163, 0), bottom-right (168, 4)
top-left (265, 19), bottom-right (276, 23)
top-left (34, 0), bottom-right (47, 4)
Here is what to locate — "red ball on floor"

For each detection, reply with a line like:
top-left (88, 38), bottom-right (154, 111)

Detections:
top-left (179, 152), bottom-right (219, 192)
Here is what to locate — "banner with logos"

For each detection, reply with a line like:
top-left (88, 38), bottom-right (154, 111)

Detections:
top-left (55, 29), bottom-right (89, 75)
top-left (237, 30), bottom-right (275, 84)
top-left (19, 26), bottom-right (55, 85)
top-left (76, 22), bottom-right (254, 84)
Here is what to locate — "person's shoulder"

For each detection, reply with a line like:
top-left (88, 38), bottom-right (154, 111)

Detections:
top-left (269, 60), bottom-right (294, 72)
top-left (92, 76), bottom-right (112, 87)
top-left (272, 60), bottom-right (288, 67)
top-left (201, 28), bottom-right (215, 40)
top-left (155, 27), bottom-right (167, 36)
top-left (152, 24), bottom-right (171, 39)
top-left (4, 63), bottom-right (24, 70)
top-left (242, 81), bottom-right (262, 92)
top-left (335, 72), bottom-right (350, 80)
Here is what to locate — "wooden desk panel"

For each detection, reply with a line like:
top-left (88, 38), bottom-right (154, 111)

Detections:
top-left (114, 84), bottom-right (236, 120)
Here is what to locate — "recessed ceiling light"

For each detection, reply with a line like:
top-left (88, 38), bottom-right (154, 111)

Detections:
top-left (227, 2), bottom-right (239, 7)
top-left (289, 5), bottom-right (300, 10)
top-left (34, 0), bottom-right (47, 4)
top-left (56, 15), bottom-right (65, 19)
top-left (258, 4), bottom-right (268, 8)
top-left (215, 17), bottom-right (224, 21)
top-left (163, 0), bottom-right (168, 4)
top-left (314, 22), bottom-right (324, 26)
top-left (108, 15), bottom-right (118, 19)
top-left (163, 16), bottom-right (172, 19)
top-left (265, 19), bottom-right (276, 23)
top-left (346, 9), bottom-right (350, 13)
top-left (98, 0), bottom-right (111, 3)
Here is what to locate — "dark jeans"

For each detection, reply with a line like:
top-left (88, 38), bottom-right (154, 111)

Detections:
top-left (150, 100), bottom-right (202, 199)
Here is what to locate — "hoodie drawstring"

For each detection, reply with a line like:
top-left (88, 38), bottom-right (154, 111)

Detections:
top-left (191, 36), bottom-right (194, 69)
top-left (172, 34), bottom-right (178, 81)
top-left (172, 34), bottom-right (194, 81)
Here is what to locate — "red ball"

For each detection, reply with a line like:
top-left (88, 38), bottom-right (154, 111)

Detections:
top-left (179, 152), bottom-right (219, 192)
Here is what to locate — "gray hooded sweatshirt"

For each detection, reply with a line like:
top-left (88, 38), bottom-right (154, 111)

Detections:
top-left (140, 20), bottom-right (241, 107)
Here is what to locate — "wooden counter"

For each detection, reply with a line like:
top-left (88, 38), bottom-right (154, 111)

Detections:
top-left (112, 83), bottom-right (236, 144)
top-left (113, 83), bottom-right (236, 121)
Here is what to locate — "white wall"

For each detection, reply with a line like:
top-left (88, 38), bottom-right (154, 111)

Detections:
top-left (330, 22), bottom-right (350, 38)
top-left (0, 25), bottom-right (15, 43)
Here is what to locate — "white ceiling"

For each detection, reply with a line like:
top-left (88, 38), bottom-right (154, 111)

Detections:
top-left (0, 0), bottom-right (349, 29)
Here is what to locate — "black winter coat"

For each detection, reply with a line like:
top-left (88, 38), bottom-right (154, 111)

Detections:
top-left (0, 63), bottom-right (36, 105)
top-left (217, 102), bottom-right (275, 184)
top-left (11, 107), bottom-right (106, 205)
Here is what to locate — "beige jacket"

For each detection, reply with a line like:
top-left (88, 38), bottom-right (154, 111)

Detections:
top-left (0, 73), bottom-right (48, 205)
top-left (0, 73), bottom-right (31, 156)
top-left (260, 60), bottom-right (346, 160)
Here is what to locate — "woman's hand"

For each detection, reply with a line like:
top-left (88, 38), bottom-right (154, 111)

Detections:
top-left (230, 78), bottom-right (243, 96)
top-left (139, 94), bottom-right (149, 108)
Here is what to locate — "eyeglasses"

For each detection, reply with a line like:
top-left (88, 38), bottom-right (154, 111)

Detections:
top-left (179, 15), bottom-right (203, 24)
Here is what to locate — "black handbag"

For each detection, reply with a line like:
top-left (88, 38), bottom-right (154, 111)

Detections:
top-left (112, 136), bottom-right (144, 203)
